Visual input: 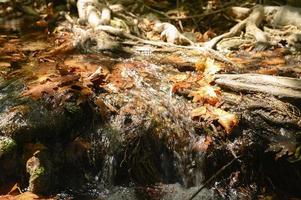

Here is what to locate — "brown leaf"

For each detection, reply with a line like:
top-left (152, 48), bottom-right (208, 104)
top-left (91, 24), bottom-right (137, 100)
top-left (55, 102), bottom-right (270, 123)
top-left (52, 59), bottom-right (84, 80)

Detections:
top-left (204, 58), bottom-right (221, 75)
top-left (0, 62), bottom-right (11, 69)
top-left (211, 108), bottom-right (238, 134)
top-left (45, 42), bottom-right (74, 56)
top-left (257, 67), bottom-right (279, 75)
top-left (195, 58), bottom-right (206, 72)
top-left (22, 81), bottom-right (58, 99)
top-left (195, 58), bottom-right (221, 75)
top-left (14, 192), bottom-right (39, 200)
top-left (191, 106), bottom-right (207, 118)
top-left (261, 57), bottom-right (285, 66)
top-left (189, 85), bottom-right (221, 105)
top-left (171, 82), bottom-right (191, 94)
top-left (169, 74), bottom-right (189, 82)
top-left (0, 195), bottom-right (15, 200)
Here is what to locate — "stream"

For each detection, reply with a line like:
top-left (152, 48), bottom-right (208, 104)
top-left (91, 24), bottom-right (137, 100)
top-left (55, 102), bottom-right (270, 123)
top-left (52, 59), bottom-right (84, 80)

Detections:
top-left (0, 18), bottom-right (301, 200)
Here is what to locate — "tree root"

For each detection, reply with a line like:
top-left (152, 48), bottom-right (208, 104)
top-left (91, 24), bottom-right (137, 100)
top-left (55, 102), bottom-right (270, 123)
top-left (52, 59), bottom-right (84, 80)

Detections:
top-left (215, 73), bottom-right (301, 100)
top-left (207, 5), bottom-right (301, 49)
top-left (205, 5), bottom-right (267, 49)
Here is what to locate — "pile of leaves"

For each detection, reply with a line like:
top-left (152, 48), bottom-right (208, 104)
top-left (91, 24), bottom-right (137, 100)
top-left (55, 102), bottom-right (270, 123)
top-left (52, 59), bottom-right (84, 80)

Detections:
top-left (169, 56), bottom-right (239, 152)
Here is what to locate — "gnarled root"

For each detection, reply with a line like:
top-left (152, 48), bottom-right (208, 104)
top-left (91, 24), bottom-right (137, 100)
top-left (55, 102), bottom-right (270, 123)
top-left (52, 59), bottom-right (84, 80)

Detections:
top-left (154, 22), bottom-right (194, 45)
top-left (77, 0), bottom-right (111, 27)
top-left (205, 5), bottom-right (267, 49)
top-left (207, 5), bottom-right (301, 49)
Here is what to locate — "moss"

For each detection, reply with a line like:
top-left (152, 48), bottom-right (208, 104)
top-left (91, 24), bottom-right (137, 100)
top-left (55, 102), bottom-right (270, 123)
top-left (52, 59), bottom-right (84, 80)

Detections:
top-left (33, 166), bottom-right (46, 177)
top-left (0, 136), bottom-right (17, 158)
top-left (28, 166), bottom-right (49, 194)
top-left (64, 102), bottom-right (81, 114)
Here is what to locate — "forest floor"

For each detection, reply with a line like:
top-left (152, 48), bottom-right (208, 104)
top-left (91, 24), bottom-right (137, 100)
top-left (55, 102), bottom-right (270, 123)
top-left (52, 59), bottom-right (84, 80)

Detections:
top-left (0, 1), bottom-right (301, 200)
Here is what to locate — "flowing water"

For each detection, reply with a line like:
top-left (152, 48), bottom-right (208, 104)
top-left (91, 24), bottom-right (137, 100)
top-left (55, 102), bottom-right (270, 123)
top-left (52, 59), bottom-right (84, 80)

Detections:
top-left (1, 17), bottom-right (301, 200)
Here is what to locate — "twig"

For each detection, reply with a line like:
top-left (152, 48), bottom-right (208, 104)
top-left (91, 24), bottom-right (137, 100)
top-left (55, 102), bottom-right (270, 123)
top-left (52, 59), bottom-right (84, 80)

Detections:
top-left (95, 25), bottom-right (239, 68)
top-left (188, 155), bottom-right (241, 200)
top-left (136, 0), bottom-right (169, 18)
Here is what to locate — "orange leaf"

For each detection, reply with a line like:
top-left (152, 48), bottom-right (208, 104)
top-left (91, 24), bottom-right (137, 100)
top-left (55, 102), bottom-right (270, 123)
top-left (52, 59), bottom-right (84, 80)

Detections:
top-left (15, 192), bottom-right (39, 200)
top-left (211, 108), bottom-right (238, 134)
top-left (189, 86), bottom-right (221, 105)
top-left (169, 74), bottom-right (189, 82)
top-left (261, 57), bottom-right (285, 66)
top-left (204, 58), bottom-right (221, 75)
top-left (195, 58), bottom-right (206, 72)
top-left (172, 82), bottom-right (191, 94)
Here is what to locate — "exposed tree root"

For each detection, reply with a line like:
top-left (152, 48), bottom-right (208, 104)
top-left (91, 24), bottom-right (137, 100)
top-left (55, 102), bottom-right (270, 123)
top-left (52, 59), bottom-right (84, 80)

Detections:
top-left (215, 73), bottom-right (301, 100)
top-left (207, 5), bottom-right (301, 49)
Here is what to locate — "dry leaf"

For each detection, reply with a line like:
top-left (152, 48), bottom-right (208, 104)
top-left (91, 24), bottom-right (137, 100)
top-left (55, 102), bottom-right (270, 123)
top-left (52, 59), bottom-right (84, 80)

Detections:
top-left (195, 58), bottom-right (206, 72)
top-left (257, 67), bottom-right (279, 75)
top-left (15, 192), bottom-right (39, 200)
top-left (261, 57), bottom-right (285, 66)
top-left (191, 106), bottom-right (207, 118)
top-left (22, 81), bottom-right (58, 99)
top-left (0, 195), bottom-right (15, 200)
top-left (169, 74), bottom-right (189, 82)
top-left (211, 108), bottom-right (238, 134)
top-left (204, 58), bottom-right (221, 75)
top-left (189, 85), bottom-right (221, 105)
top-left (172, 82), bottom-right (191, 94)
top-left (0, 62), bottom-right (11, 69)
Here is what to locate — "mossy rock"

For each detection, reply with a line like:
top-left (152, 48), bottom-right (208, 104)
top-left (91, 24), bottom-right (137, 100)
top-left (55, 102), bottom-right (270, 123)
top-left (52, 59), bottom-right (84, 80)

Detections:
top-left (0, 136), bottom-right (17, 158)
top-left (26, 150), bottom-right (55, 194)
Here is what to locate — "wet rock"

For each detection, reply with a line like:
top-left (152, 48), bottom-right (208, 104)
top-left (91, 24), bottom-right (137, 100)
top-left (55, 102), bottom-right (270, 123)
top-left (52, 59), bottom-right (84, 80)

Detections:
top-left (106, 184), bottom-right (219, 200)
top-left (26, 150), bottom-right (54, 194)
top-left (0, 136), bottom-right (18, 185)
top-left (0, 136), bottom-right (16, 158)
top-left (0, 96), bottom-right (90, 144)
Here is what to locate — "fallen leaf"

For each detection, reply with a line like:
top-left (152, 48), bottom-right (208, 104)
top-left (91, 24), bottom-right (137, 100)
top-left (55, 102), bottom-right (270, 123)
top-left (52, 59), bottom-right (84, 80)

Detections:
top-left (195, 58), bottom-right (206, 72)
top-left (172, 82), bottom-right (191, 94)
top-left (189, 85), bottom-right (221, 105)
top-left (15, 192), bottom-right (39, 200)
top-left (35, 19), bottom-right (48, 27)
top-left (204, 58), bottom-right (221, 75)
top-left (169, 74), bottom-right (189, 82)
top-left (22, 81), bottom-right (58, 99)
top-left (211, 108), bottom-right (238, 134)
top-left (191, 106), bottom-right (207, 118)
top-left (0, 62), bottom-right (11, 69)
top-left (21, 41), bottom-right (49, 52)
top-left (257, 67), bottom-right (279, 75)
top-left (261, 57), bottom-right (285, 66)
